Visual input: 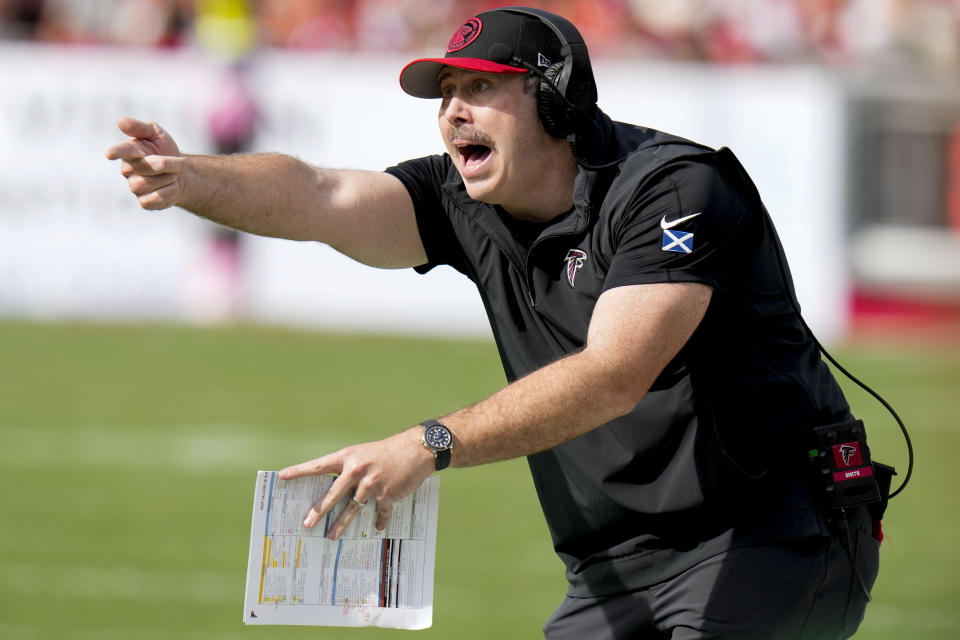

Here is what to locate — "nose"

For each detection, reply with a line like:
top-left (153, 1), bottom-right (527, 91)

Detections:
top-left (440, 93), bottom-right (472, 127)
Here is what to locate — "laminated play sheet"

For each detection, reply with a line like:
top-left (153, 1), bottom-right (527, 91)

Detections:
top-left (242, 471), bottom-right (439, 629)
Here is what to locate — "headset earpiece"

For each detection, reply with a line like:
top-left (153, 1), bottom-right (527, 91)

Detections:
top-left (501, 7), bottom-right (597, 141)
top-left (538, 62), bottom-right (570, 138)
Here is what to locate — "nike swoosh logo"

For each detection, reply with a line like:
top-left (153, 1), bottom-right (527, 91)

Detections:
top-left (660, 212), bottom-right (703, 230)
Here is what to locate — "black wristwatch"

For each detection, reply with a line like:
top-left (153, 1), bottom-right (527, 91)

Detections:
top-left (420, 420), bottom-right (453, 471)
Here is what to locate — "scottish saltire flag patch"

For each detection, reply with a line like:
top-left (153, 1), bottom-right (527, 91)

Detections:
top-left (662, 229), bottom-right (694, 253)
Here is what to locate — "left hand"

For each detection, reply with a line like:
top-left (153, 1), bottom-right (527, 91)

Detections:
top-left (279, 427), bottom-right (435, 539)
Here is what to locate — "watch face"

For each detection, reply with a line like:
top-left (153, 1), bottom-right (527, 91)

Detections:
top-left (424, 424), bottom-right (452, 450)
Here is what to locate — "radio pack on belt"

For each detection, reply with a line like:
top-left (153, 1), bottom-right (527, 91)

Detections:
top-left (806, 420), bottom-right (882, 511)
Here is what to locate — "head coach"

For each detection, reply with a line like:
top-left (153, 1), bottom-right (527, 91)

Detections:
top-left (107, 6), bottom-right (887, 638)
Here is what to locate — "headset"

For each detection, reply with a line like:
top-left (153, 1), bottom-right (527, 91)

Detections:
top-left (492, 7), bottom-right (598, 141)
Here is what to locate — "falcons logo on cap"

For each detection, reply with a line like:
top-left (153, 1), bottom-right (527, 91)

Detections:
top-left (564, 249), bottom-right (587, 288)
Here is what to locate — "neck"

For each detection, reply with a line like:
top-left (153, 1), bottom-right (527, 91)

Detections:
top-left (501, 148), bottom-right (579, 222)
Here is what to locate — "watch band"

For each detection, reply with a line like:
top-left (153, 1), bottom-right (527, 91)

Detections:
top-left (420, 419), bottom-right (453, 471)
top-left (435, 447), bottom-right (452, 471)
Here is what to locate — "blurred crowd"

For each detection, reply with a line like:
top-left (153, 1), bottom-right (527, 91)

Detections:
top-left (1, 0), bottom-right (958, 71)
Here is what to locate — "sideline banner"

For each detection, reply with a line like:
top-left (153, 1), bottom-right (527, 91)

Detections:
top-left (0, 44), bottom-right (846, 341)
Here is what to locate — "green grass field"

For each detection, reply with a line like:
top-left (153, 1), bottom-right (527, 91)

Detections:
top-left (0, 321), bottom-right (956, 639)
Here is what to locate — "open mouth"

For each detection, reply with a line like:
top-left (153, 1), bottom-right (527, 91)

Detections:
top-left (456, 143), bottom-right (492, 174)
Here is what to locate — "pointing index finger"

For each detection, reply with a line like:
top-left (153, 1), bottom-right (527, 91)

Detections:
top-left (117, 116), bottom-right (162, 140)
top-left (105, 139), bottom-right (149, 162)
top-left (106, 117), bottom-right (175, 161)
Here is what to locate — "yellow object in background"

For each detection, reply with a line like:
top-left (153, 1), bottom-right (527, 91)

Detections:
top-left (195, 0), bottom-right (256, 60)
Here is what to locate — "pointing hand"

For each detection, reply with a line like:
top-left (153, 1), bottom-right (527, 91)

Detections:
top-left (105, 117), bottom-right (187, 210)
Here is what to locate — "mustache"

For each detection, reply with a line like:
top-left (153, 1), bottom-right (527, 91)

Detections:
top-left (448, 126), bottom-right (496, 150)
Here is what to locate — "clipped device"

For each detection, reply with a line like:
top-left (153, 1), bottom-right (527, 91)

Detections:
top-left (807, 420), bottom-right (882, 510)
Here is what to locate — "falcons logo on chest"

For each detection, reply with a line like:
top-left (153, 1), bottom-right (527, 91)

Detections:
top-left (564, 249), bottom-right (588, 288)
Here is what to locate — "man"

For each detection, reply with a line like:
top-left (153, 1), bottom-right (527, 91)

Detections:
top-left (107, 7), bottom-right (882, 638)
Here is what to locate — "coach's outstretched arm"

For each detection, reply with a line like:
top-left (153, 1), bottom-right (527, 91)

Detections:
top-left (105, 117), bottom-right (426, 269)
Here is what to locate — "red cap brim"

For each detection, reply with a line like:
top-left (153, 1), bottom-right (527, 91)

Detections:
top-left (399, 57), bottom-right (527, 99)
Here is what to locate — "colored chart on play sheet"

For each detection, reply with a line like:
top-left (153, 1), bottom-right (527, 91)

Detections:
top-left (243, 471), bottom-right (439, 629)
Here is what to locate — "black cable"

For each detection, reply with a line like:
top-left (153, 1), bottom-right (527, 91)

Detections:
top-left (803, 322), bottom-right (914, 498)
top-left (513, 62), bottom-right (915, 491)
top-left (837, 508), bottom-right (874, 601)
top-left (765, 209), bottom-right (914, 499)
top-left (574, 154), bottom-right (629, 171)
top-left (503, 21), bottom-right (916, 489)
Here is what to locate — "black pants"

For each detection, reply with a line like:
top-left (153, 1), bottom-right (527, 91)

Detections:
top-left (543, 508), bottom-right (880, 640)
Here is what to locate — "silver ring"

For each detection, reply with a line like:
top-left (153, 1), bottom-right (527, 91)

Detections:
top-left (351, 497), bottom-right (368, 509)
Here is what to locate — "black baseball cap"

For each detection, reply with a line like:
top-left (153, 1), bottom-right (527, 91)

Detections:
top-left (400, 8), bottom-right (566, 99)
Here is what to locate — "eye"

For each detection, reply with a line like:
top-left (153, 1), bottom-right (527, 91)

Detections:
top-left (472, 79), bottom-right (489, 93)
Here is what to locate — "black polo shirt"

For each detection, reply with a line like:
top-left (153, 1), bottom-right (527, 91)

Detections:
top-left (385, 120), bottom-right (851, 596)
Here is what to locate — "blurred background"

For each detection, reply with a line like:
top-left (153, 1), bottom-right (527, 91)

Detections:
top-left (0, 0), bottom-right (958, 337)
top-left (0, 1), bottom-right (958, 639)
